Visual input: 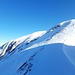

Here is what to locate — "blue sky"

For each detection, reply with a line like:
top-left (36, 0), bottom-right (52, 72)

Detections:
top-left (0, 0), bottom-right (75, 45)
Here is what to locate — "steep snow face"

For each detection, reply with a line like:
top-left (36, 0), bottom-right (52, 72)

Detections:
top-left (0, 19), bottom-right (75, 75)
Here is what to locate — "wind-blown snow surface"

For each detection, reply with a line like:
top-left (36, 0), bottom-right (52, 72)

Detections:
top-left (0, 19), bottom-right (75, 75)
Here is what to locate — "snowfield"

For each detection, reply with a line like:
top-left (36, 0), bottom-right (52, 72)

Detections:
top-left (0, 19), bottom-right (75, 75)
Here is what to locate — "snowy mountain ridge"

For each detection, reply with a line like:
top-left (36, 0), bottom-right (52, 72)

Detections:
top-left (0, 19), bottom-right (75, 75)
top-left (26, 19), bottom-right (75, 50)
top-left (0, 31), bottom-right (46, 57)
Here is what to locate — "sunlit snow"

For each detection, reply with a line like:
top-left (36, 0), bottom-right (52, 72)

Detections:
top-left (0, 19), bottom-right (75, 75)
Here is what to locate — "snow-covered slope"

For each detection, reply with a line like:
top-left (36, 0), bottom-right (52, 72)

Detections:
top-left (0, 19), bottom-right (75, 75)
top-left (0, 31), bottom-right (46, 57)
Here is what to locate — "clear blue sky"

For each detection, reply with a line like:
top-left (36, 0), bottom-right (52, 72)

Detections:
top-left (0, 0), bottom-right (75, 45)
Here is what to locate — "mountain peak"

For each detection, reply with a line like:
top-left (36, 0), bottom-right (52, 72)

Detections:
top-left (59, 19), bottom-right (75, 25)
top-left (0, 19), bottom-right (75, 75)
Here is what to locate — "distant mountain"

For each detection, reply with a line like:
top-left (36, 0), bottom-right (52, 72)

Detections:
top-left (0, 19), bottom-right (75, 75)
